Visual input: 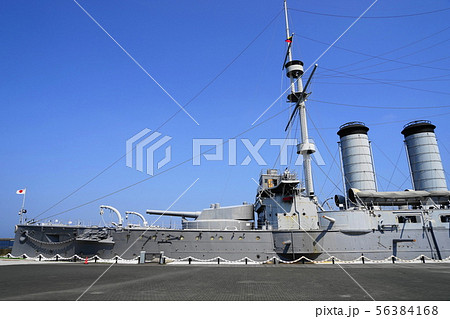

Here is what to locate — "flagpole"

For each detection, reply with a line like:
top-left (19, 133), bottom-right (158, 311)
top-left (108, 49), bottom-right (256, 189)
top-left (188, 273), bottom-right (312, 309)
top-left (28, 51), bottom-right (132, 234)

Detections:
top-left (19, 188), bottom-right (26, 224)
top-left (21, 188), bottom-right (26, 211)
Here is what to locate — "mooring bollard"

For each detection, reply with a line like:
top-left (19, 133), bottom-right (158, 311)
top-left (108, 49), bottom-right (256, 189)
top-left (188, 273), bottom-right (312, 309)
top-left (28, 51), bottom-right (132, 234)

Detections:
top-left (115, 256), bottom-right (118, 264)
top-left (139, 251), bottom-right (146, 264)
top-left (159, 251), bottom-right (165, 265)
top-left (301, 258), bottom-right (305, 264)
top-left (273, 257), bottom-right (277, 264)
top-left (332, 257), bottom-right (335, 264)
top-left (94, 256), bottom-right (98, 263)
top-left (361, 256), bottom-right (365, 264)
top-left (421, 256), bottom-right (425, 263)
top-left (188, 257), bottom-right (192, 265)
top-left (39, 255), bottom-right (42, 262)
top-left (245, 258), bottom-right (248, 265)
top-left (392, 256), bottom-right (396, 264)
top-left (56, 255), bottom-right (59, 262)
top-left (217, 257), bottom-right (220, 265)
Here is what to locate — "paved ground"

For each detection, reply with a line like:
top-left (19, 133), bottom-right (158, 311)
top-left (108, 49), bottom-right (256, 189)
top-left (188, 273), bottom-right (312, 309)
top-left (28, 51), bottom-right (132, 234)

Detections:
top-left (0, 260), bottom-right (449, 301)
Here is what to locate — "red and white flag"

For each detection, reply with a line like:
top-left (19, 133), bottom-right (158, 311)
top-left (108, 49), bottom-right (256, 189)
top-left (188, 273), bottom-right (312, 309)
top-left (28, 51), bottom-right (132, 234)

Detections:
top-left (16, 189), bottom-right (26, 195)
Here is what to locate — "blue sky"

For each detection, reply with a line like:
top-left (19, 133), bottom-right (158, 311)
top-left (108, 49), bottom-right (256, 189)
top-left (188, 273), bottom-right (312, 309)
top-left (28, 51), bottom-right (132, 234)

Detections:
top-left (1, 0), bottom-right (450, 237)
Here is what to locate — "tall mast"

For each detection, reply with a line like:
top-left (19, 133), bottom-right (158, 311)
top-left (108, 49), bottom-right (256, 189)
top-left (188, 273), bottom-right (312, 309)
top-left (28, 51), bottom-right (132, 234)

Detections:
top-left (283, 0), bottom-right (316, 197)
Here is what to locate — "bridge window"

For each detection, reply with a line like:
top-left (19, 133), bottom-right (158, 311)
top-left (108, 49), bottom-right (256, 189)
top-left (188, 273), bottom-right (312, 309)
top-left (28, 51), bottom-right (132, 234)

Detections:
top-left (440, 215), bottom-right (450, 222)
top-left (398, 215), bottom-right (419, 223)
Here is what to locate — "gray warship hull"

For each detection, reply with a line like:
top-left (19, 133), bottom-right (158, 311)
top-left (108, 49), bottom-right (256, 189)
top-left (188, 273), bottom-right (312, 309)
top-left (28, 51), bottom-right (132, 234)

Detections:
top-left (12, 211), bottom-right (450, 262)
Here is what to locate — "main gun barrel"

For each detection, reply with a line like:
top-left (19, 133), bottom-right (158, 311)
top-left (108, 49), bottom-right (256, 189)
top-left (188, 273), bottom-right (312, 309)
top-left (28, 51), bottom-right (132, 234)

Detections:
top-left (146, 210), bottom-right (201, 219)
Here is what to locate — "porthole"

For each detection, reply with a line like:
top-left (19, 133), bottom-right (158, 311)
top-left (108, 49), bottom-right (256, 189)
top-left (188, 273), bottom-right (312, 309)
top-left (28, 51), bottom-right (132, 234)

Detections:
top-left (195, 236), bottom-right (199, 241)
top-left (180, 236), bottom-right (184, 240)
top-left (210, 236), bottom-right (214, 241)
top-left (152, 235), bottom-right (157, 240)
top-left (238, 236), bottom-right (243, 240)
top-left (218, 236), bottom-right (223, 240)
top-left (256, 236), bottom-right (260, 240)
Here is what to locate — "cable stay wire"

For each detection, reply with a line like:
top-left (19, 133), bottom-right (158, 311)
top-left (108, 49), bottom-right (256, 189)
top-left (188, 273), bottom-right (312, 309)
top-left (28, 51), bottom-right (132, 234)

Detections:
top-left (386, 146), bottom-right (405, 191)
top-left (308, 98), bottom-right (450, 110)
top-left (376, 174), bottom-right (404, 192)
top-left (342, 38), bottom-right (450, 76)
top-left (371, 141), bottom-right (409, 180)
top-left (313, 26), bottom-right (450, 74)
top-left (300, 33), bottom-right (450, 75)
top-left (317, 70), bottom-right (450, 82)
top-left (319, 66), bottom-right (450, 96)
top-left (289, 7), bottom-right (450, 19)
top-left (314, 75), bottom-right (450, 85)
top-left (32, 8), bottom-right (283, 222)
top-left (306, 109), bottom-right (345, 196)
top-left (311, 111), bottom-right (450, 131)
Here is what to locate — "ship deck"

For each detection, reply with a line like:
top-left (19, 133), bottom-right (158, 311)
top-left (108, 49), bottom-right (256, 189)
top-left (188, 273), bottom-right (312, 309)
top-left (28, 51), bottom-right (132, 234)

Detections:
top-left (0, 259), bottom-right (449, 301)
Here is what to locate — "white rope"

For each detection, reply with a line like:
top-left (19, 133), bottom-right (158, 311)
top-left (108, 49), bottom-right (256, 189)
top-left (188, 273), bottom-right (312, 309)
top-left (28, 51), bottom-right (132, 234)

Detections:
top-left (2, 253), bottom-right (449, 264)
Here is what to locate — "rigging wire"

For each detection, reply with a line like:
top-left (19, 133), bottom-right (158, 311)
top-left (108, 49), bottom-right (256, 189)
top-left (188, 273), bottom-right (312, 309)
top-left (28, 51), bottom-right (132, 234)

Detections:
top-left (319, 66), bottom-right (450, 96)
top-left (317, 148), bottom-right (340, 201)
top-left (308, 98), bottom-right (450, 110)
top-left (310, 111), bottom-right (450, 130)
top-left (289, 7), bottom-right (450, 19)
top-left (376, 174), bottom-right (404, 192)
top-left (344, 38), bottom-right (450, 76)
top-left (314, 26), bottom-right (450, 74)
top-left (314, 76), bottom-right (450, 85)
top-left (32, 9), bottom-right (284, 221)
top-left (371, 141), bottom-right (409, 180)
top-left (299, 33), bottom-right (450, 75)
top-left (306, 109), bottom-right (349, 198)
top-left (385, 146), bottom-right (405, 191)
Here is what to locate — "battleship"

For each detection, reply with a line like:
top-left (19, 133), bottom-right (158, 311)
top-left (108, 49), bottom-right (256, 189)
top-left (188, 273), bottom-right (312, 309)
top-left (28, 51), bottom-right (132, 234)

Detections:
top-left (10, 1), bottom-right (450, 263)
